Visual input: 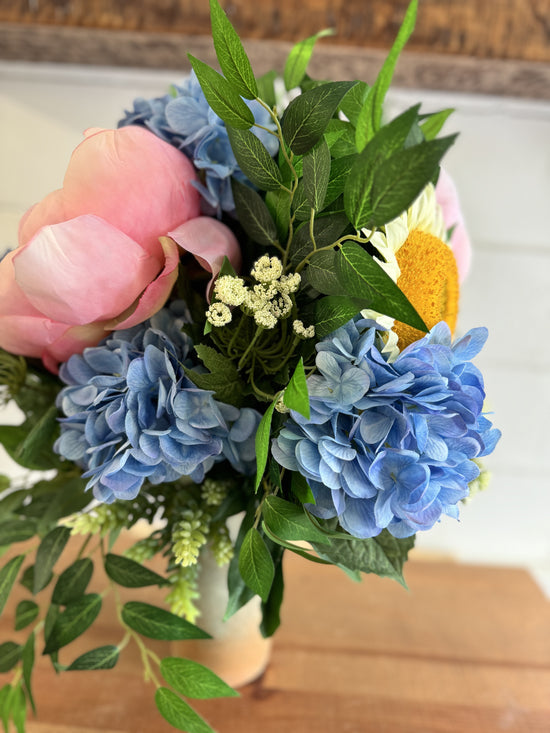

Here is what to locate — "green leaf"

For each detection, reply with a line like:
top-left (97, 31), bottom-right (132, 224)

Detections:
top-left (33, 526), bottom-right (71, 595)
top-left (313, 530), bottom-right (415, 586)
top-left (231, 178), bottom-right (278, 246)
top-left (161, 657), bottom-right (239, 699)
top-left (43, 594), bottom-right (102, 654)
top-left (227, 127), bottom-right (282, 191)
top-left (365, 135), bottom-right (458, 228)
top-left (21, 632), bottom-right (35, 714)
top-left (290, 472), bottom-right (316, 505)
top-left (290, 180), bottom-right (311, 221)
top-left (0, 519), bottom-right (37, 545)
top-left (0, 686), bottom-right (10, 733)
top-left (14, 600), bottom-right (39, 631)
top-left (43, 602), bottom-right (60, 644)
top-left (338, 80), bottom-right (370, 127)
top-left (0, 555), bottom-right (24, 616)
top-left (155, 687), bottom-right (214, 733)
top-left (52, 557), bottom-right (93, 605)
top-left (289, 212), bottom-right (349, 267)
top-left (15, 405), bottom-right (59, 469)
top-left (355, 0), bottom-right (418, 149)
top-left (314, 295), bottom-right (363, 339)
top-left (260, 549), bottom-right (284, 638)
top-left (224, 504), bottom-right (256, 621)
top-left (209, 0), bottom-right (257, 99)
top-left (265, 188), bottom-right (292, 243)
top-left (67, 645), bottom-right (119, 671)
top-left (302, 249), bottom-right (342, 296)
top-left (188, 54), bottom-right (254, 129)
top-left (324, 153), bottom-right (356, 207)
top-left (256, 69), bottom-right (277, 108)
top-left (282, 81), bottom-right (358, 155)
top-left (121, 601), bottom-right (211, 640)
top-left (186, 344), bottom-right (243, 407)
top-left (302, 137), bottom-right (331, 212)
top-left (10, 685), bottom-right (25, 733)
top-left (336, 242), bottom-right (427, 331)
top-left (284, 28), bottom-right (334, 90)
top-left (0, 642), bottom-right (21, 673)
top-left (420, 108), bottom-right (454, 141)
top-left (238, 527), bottom-right (274, 602)
top-left (262, 496), bottom-right (330, 545)
top-left (254, 399), bottom-right (277, 491)
top-left (283, 358), bottom-right (310, 419)
top-left (19, 565), bottom-right (52, 595)
top-left (104, 553), bottom-right (170, 588)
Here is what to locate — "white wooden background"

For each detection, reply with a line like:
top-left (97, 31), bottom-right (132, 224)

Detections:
top-left (1, 62), bottom-right (549, 586)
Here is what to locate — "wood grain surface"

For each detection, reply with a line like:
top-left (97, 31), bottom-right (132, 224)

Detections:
top-left (1, 543), bottom-right (549, 733)
top-left (1, 0), bottom-right (549, 63)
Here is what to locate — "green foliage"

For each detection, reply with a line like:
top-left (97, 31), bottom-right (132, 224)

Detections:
top-left (254, 398), bottom-right (277, 491)
top-left (314, 295), bottom-right (365, 339)
top-left (67, 645), bottom-right (119, 671)
top-left (260, 549), bottom-right (284, 638)
top-left (161, 657), bottom-right (239, 699)
top-left (0, 555), bottom-right (24, 616)
top-left (52, 558), bottom-right (93, 605)
top-left (21, 633), bottom-right (35, 713)
top-left (231, 178), bottom-right (278, 246)
top-left (303, 137), bottom-right (331, 212)
top-left (104, 553), bottom-right (170, 588)
top-left (238, 527), bottom-right (274, 602)
top-left (209, 0), bottom-right (257, 99)
top-left (155, 687), bottom-right (215, 733)
top-left (33, 526), bottom-right (71, 594)
top-left (420, 108), bottom-right (454, 140)
top-left (14, 601), bottom-right (39, 631)
top-left (43, 594), bottom-right (102, 654)
top-left (0, 642), bottom-right (21, 673)
top-left (185, 345), bottom-right (244, 407)
top-left (227, 127), bottom-right (282, 191)
top-left (284, 29), bottom-right (334, 90)
top-left (0, 520), bottom-right (37, 545)
top-left (261, 496), bottom-right (330, 545)
top-left (121, 601), bottom-right (211, 640)
top-left (188, 54), bottom-right (254, 129)
top-left (283, 358), bottom-right (310, 419)
top-left (281, 81), bottom-right (358, 155)
top-left (224, 504), bottom-right (256, 620)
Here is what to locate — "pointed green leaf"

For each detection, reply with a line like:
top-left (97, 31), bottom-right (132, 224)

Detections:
top-left (262, 496), bottom-right (331, 545)
top-left (303, 137), bottom-right (331, 211)
top-left (10, 685), bottom-right (25, 733)
top-left (302, 249), bottom-right (341, 296)
top-left (21, 632), bottom-right (35, 714)
top-left (260, 551), bottom-right (284, 637)
top-left (33, 525), bottom-right (71, 594)
top-left (0, 520), bottom-right (36, 545)
top-left (238, 528), bottom-right (274, 602)
top-left (256, 69), bottom-right (278, 108)
top-left (155, 687), bottom-right (214, 733)
top-left (420, 108), bottom-right (454, 141)
top-left (254, 398), bottom-right (277, 491)
top-left (121, 601), bottom-right (211, 640)
top-left (188, 54), bottom-right (254, 129)
top-left (0, 684), bottom-right (11, 733)
top-left (282, 81), bottom-right (358, 154)
top-left (0, 642), bottom-right (21, 673)
top-left (338, 80), bottom-right (370, 127)
top-left (289, 212), bottom-right (349, 267)
top-left (283, 358), bottom-right (310, 419)
top-left (161, 657), bottom-right (239, 699)
top-left (186, 344), bottom-right (243, 407)
top-left (209, 0), bottom-right (257, 99)
top-left (227, 127), bottom-right (282, 191)
top-left (67, 645), bottom-right (119, 670)
top-left (314, 295), bottom-right (363, 338)
top-left (14, 600), bottom-right (39, 631)
top-left (336, 241), bottom-right (427, 331)
top-left (52, 558), bottom-right (93, 605)
top-left (104, 553), bottom-right (170, 588)
top-left (355, 0), bottom-right (418, 149)
top-left (0, 555), bottom-right (24, 616)
top-left (224, 504), bottom-right (256, 621)
top-left (290, 472), bottom-right (316, 505)
top-left (265, 188), bottom-right (292, 243)
top-left (43, 594), bottom-right (102, 654)
top-left (284, 28), bottom-right (335, 90)
top-left (231, 178), bottom-right (278, 246)
top-left (15, 405), bottom-right (59, 469)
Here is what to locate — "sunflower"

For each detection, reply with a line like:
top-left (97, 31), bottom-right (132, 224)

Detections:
top-left (363, 183), bottom-right (459, 348)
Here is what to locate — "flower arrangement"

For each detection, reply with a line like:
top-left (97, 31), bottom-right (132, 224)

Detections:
top-left (0, 1), bottom-right (500, 730)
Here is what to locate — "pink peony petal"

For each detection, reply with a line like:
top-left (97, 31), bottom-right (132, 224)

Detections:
top-left (13, 216), bottom-right (161, 325)
top-left (0, 314), bottom-right (68, 359)
top-left (41, 322), bottom-right (111, 374)
top-left (19, 127), bottom-right (201, 255)
top-left (107, 236), bottom-right (180, 330)
top-left (436, 169), bottom-right (472, 283)
top-left (168, 217), bottom-right (241, 300)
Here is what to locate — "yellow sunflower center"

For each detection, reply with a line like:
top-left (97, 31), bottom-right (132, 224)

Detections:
top-left (393, 229), bottom-right (459, 348)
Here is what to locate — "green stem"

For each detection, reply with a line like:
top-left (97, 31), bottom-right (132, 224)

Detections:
top-left (294, 232), bottom-right (371, 273)
top-left (237, 326), bottom-right (264, 371)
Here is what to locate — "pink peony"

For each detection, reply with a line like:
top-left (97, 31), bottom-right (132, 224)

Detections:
top-left (435, 168), bottom-right (472, 283)
top-left (0, 126), bottom-right (201, 372)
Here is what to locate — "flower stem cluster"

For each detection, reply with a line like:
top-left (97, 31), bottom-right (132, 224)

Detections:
top-left (165, 565), bottom-right (200, 623)
top-left (63, 503), bottom-right (129, 537)
top-left (210, 523), bottom-right (234, 566)
top-left (172, 507), bottom-right (211, 567)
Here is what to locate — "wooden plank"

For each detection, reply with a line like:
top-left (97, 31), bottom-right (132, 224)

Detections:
top-left (1, 24), bottom-right (550, 100)
top-left (1, 0), bottom-right (549, 63)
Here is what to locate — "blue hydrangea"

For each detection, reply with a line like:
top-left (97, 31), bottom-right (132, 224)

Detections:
top-left (272, 319), bottom-right (501, 539)
top-left (54, 303), bottom-right (261, 503)
top-left (118, 71), bottom-right (278, 215)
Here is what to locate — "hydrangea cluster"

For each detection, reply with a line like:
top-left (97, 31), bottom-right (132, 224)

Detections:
top-left (207, 255), bottom-right (304, 330)
top-left (272, 318), bottom-right (501, 539)
top-left (118, 71), bottom-right (278, 214)
top-left (54, 303), bottom-right (261, 503)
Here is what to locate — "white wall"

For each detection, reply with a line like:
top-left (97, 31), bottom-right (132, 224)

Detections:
top-left (1, 62), bottom-right (549, 576)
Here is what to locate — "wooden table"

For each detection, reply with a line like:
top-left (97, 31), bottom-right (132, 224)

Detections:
top-left (2, 552), bottom-right (549, 733)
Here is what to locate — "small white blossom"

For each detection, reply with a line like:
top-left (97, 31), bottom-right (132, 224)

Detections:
top-left (270, 294), bottom-right (293, 318)
top-left (293, 319), bottom-right (315, 338)
top-left (214, 276), bottom-right (246, 306)
top-left (251, 255), bottom-right (283, 283)
top-left (206, 302), bottom-right (232, 327)
top-left (277, 273), bottom-right (301, 294)
top-left (254, 308), bottom-right (278, 328)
